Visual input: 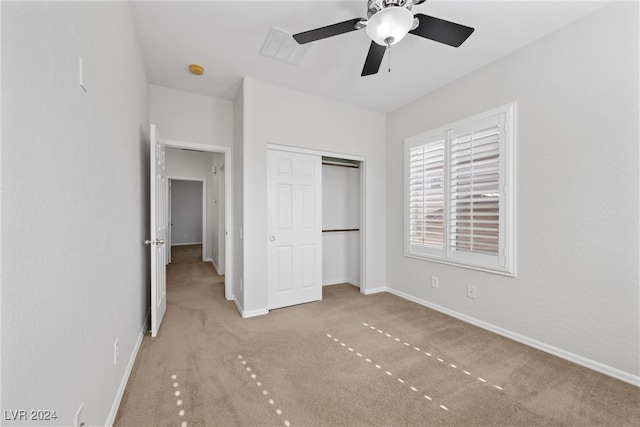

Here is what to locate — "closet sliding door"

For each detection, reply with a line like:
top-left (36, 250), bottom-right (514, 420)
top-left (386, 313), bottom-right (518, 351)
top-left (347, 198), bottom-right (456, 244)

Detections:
top-left (267, 149), bottom-right (322, 310)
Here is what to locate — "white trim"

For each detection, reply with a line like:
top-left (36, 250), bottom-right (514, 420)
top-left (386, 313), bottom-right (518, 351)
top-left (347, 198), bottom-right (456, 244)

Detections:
top-left (163, 139), bottom-right (234, 303)
top-left (323, 279), bottom-right (361, 287)
top-left (267, 143), bottom-right (368, 295)
top-left (358, 160), bottom-right (367, 295)
top-left (242, 308), bottom-right (270, 318)
top-left (386, 287), bottom-right (640, 388)
top-left (322, 279), bottom-right (346, 286)
top-left (362, 286), bottom-right (387, 295)
top-left (403, 102), bottom-right (516, 276)
top-left (171, 242), bottom-right (203, 246)
top-left (233, 297), bottom-right (243, 315)
top-left (105, 312), bottom-right (149, 426)
top-left (267, 143), bottom-right (364, 163)
top-left (208, 258), bottom-right (222, 275)
top-left (233, 297), bottom-right (269, 318)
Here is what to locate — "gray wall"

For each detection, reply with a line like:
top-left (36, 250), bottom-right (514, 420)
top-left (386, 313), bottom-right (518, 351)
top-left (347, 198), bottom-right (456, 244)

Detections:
top-left (1, 2), bottom-right (150, 425)
top-left (171, 180), bottom-right (203, 245)
top-left (385, 1), bottom-right (639, 383)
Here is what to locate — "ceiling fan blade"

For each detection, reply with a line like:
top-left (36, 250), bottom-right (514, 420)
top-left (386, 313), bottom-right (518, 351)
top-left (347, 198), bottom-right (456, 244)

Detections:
top-left (293, 18), bottom-right (365, 44)
top-left (409, 13), bottom-right (474, 47)
top-left (361, 41), bottom-right (386, 77)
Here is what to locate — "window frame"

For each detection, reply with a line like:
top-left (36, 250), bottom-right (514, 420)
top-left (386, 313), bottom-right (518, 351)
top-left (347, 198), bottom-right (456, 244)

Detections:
top-left (404, 103), bottom-right (516, 276)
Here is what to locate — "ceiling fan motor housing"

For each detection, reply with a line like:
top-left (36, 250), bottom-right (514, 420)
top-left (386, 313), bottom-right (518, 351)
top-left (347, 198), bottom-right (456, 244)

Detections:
top-left (367, 0), bottom-right (412, 18)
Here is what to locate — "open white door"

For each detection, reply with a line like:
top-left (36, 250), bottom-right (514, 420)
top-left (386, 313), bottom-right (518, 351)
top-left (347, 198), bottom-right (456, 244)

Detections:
top-left (167, 180), bottom-right (172, 264)
top-left (147, 124), bottom-right (167, 337)
top-left (267, 149), bottom-right (322, 310)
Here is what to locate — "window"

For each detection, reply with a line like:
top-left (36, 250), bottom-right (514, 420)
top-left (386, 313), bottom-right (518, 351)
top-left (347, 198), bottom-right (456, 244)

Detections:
top-left (405, 103), bottom-right (515, 275)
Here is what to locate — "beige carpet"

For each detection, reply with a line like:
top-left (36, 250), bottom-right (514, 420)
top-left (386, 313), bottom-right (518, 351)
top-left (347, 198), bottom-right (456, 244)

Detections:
top-left (115, 246), bottom-right (639, 426)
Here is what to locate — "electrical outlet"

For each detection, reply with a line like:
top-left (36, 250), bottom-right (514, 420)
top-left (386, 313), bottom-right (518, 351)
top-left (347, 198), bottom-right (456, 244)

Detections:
top-left (431, 276), bottom-right (439, 288)
top-left (75, 403), bottom-right (85, 427)
top-left (113, 339), bottom-right (119, 365)
top-left (467, 285), bottom-right (476, 299)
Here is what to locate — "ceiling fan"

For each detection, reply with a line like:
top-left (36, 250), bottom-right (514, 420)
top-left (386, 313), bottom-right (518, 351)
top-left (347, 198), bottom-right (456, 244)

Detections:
top-left (293, 0), bottom-right (475, 76)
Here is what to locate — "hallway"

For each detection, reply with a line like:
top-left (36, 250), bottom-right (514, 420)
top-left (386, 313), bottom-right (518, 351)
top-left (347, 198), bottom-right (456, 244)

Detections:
top-left (167, 245), bottom-right (224, 290)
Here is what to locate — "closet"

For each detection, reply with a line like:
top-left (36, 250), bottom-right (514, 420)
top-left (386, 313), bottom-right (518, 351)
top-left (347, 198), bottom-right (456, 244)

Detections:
top-left (321, 157), bottom-right (361, 287)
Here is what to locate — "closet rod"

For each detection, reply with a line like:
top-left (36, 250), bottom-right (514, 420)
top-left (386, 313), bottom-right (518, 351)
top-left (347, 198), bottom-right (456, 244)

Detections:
top-left (322, 228), bottom-right (360, 233)
top-left (321, 161), bottom-right (359, 169)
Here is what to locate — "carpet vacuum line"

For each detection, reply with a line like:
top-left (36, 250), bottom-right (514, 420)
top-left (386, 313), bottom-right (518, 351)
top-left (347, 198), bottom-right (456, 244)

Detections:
top-left (326, 334), bottom-right (451, 412)
top-left (237, 354), bottom-right (292, 427)
top-left (170, 374), bottom-right (188, 427)
top-left (362, 322), bottom-right (504, 391)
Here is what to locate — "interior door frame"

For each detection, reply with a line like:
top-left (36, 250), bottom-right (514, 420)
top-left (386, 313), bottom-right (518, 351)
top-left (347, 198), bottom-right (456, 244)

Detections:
top-left (167, 177), bottom-right (207, 262)
top-left (164, 139), bottom-right (234, 301)
top-left (266, 143), bottom-right (367, 294)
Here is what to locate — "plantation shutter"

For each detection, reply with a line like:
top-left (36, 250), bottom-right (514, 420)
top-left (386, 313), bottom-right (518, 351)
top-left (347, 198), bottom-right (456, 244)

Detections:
top-left (449, 114), bottom-right (504, 260)
top-left (404, 103), bottom-right (514, 275)
top-left (408, 137), bottom-right (445, 255)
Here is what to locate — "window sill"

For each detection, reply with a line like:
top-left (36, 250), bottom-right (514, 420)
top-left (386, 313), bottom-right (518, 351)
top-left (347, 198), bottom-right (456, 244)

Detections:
top-left (404, 252), bottom-right (516, 277)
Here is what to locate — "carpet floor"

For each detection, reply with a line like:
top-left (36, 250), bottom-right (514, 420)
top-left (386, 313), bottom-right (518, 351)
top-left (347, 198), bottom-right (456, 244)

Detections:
top-left (114, 245), bottom-right (639, 426)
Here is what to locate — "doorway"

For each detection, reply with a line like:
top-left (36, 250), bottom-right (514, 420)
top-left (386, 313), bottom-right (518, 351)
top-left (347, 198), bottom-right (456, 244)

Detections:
top-left (164, 139), bottom-right (233, 301)
top-left (167, 178), bottom-right (206, 263)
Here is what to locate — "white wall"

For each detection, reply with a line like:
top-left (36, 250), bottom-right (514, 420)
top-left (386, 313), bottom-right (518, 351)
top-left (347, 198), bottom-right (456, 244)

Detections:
top-left (386, 1), bottom-right (639, 384)
top-left (239, 78), bottom-right (386, 315)
top-left (233, 81), bottom-right (245, 309)
top-left (322, 164), bottom-right (361, 286)
top-left (171, 180), bottom-right (203, 245)
top-left (1, 2), bottom-right (149, 425)
top-left (150, 85), bottom-right (233, 148)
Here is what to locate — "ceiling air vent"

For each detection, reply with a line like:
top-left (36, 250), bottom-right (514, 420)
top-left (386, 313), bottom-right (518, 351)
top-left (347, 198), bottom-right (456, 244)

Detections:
top-left (260, 27), bottom-right (309, 65)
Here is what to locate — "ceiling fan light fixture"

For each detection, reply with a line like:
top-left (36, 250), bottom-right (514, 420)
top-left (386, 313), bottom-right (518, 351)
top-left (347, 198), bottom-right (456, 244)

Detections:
top-left (366, 6), bottom-right (413, 46)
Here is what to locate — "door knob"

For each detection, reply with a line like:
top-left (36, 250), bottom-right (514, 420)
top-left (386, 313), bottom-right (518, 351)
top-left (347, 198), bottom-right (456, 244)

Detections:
top-left (269, 236), bottom-right (275, 242)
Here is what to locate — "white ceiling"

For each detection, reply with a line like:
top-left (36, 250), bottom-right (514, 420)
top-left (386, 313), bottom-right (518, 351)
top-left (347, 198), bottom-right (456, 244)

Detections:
top-left (130, 0), bottom-right (608, 113)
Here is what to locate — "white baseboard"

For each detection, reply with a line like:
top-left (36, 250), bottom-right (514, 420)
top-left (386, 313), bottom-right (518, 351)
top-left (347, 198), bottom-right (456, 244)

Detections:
top-left (323, 279), bottom-right (345, 286)
top-left (105, 311), bottom-right (149, 426)
top-left (232, 297), bottom-right (268, 318)
top-left (233, 297), bottom-right (243, 316)
top-left (242, 307), bottom-right (269, 318)
top-left (386, 287), bottom-right (640, 388)
top-left (362, 286), bottom-right (387, 295)
top-left (323, 280), bottom-right (360, 287)
top-left (209, 258), bottom-right (222, 275)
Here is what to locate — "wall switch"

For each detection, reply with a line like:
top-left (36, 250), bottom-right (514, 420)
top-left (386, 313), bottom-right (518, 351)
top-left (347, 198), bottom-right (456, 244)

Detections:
top-left (113, 339), bottom-right (119, 365)
top-left (467, 285), bottom-right (476, 299)
top-left (431, 277), bottom-right (439, 288)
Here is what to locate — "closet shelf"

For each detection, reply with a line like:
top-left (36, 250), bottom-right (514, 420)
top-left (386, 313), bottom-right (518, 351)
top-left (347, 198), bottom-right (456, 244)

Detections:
top-left (322, 228), bottom-right (360, 233)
